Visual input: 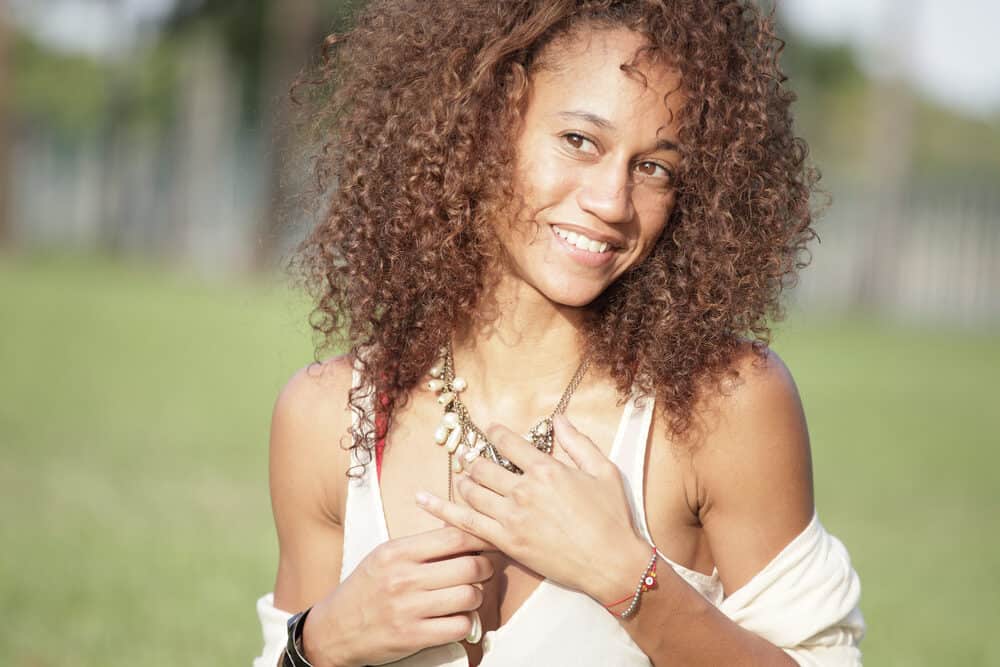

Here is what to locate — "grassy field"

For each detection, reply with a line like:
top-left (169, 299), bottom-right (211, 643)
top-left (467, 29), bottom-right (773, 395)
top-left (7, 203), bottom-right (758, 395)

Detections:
top-left (1, 253), bottom-right (997, 666)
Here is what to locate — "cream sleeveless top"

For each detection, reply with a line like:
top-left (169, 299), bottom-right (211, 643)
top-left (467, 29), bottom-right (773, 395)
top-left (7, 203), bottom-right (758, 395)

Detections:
top-left (334, 369), bottom-right (720, 667)
top-left (253, 366), bottom-right (865, 666)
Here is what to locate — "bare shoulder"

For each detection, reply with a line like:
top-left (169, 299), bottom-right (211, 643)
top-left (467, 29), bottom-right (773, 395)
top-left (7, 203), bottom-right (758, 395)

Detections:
top-left (270, 353), bottom-right (356, 611)
top-left (270, 354), bottom-right (357, 516)
top-left (271, 354), bottom-right (357, 465)
top-left (689, 341), bottom-right (815, 592)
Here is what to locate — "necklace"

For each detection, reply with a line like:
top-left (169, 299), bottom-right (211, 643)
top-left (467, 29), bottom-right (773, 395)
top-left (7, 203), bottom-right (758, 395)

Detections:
top-left (426, 342), bottom-right (591, 501)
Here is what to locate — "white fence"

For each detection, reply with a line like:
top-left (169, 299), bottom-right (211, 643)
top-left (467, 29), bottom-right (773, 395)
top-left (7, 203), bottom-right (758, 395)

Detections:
top-left (794, 181), bottom-right (1000, 325)
top-left (9, 129), bottom-right (1000, 325)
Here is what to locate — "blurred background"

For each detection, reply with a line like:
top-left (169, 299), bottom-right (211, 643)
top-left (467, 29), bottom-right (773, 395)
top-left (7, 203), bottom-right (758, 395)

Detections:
top-left (1, 0), bottom-right (997, 665)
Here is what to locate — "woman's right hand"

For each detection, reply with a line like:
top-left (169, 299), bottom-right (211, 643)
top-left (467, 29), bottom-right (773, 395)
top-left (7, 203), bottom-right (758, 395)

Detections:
top-left (300, 526), bottom-right (495, 667)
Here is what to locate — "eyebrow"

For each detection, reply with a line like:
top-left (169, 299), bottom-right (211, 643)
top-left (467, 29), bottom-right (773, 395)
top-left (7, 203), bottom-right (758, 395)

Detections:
top-left (555, 110), bottom-right (679, 153)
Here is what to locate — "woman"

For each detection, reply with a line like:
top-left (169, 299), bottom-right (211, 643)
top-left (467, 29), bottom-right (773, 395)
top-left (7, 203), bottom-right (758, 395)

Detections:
top-left (255, 1), bottom-right (865, 665)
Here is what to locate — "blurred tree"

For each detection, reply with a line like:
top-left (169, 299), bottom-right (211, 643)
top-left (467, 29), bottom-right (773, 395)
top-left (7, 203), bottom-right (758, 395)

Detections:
top-left (777, 22), bottom-right (870, 170)
top-left (258, 0), bottom-right (321, 268)
top-left (165, 1), bottom-right (269, 123)
top-left (0, 12), bottom-right (10, 245)
top-left (10, 35), bottom-right (109, 138)
top-left (164, 0), bottom-right (366, 267)
top-left (779, 9), bottom-right (1000, 181)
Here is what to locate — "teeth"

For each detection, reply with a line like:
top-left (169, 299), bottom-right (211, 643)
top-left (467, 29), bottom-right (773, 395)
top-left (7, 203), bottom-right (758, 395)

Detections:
top-left (554, 226), bottom-right (610, 253)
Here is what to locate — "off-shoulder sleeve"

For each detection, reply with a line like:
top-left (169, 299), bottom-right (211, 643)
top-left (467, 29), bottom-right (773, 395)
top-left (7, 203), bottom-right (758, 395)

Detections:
top-left (717, 512), bottom-right (866, 666)
top-left (253, 593), bottom-right (293, 667)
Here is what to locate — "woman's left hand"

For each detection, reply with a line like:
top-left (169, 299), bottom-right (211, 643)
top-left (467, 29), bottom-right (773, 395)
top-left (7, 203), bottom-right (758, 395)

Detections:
top-left (415, 413), bottom-right (652, 606)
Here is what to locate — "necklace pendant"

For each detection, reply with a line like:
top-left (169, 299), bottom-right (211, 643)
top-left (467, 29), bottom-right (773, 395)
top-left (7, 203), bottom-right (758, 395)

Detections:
top-left (431, 344), bottom-right (589, 480)
top-left (528, 417), bottom-right (555, 454)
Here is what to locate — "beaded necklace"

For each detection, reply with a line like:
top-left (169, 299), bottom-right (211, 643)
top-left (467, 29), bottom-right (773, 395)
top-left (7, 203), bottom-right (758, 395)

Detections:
top-left (426, 342), bottom-right (591, 501)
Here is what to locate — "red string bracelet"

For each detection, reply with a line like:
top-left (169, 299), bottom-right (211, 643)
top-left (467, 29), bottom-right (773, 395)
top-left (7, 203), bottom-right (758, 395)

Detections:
top-left (605, 545), bottom-right (659, 618)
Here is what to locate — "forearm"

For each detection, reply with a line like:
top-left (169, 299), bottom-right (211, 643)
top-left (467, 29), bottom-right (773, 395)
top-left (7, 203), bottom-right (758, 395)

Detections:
top-left (618, 565), bottom-right (797, 667)
top-left (592, 539), bottom-right (795, 667)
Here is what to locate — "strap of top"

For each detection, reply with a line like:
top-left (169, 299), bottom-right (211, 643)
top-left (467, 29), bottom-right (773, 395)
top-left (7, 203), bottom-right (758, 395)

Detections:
top-left (611, 393), bottom-right (724, 597)
top-left (340, 360), bottom-right (387, 582)
top-left (610, 392), bottom-right (657, 545)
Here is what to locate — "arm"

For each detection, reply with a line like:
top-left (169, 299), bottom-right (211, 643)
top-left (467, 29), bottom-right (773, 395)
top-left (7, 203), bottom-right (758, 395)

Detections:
top-left (256, 356), bottom-right (497, 667)
top-left (270, 358), bottom-right (355, 613)
top-left (611, 347), bottom-right (817, 665)
top-left (254, 357), bottom-right (355, 667)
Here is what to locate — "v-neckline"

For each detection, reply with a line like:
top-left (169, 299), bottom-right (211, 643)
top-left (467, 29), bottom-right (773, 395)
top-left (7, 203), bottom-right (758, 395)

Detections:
top-left (368, 390), bottom-right (638, 652)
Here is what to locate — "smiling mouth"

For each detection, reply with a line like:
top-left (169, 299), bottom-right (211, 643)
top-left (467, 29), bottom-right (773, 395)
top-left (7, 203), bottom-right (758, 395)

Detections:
top-left (551, 225), bottom-right (615, 254)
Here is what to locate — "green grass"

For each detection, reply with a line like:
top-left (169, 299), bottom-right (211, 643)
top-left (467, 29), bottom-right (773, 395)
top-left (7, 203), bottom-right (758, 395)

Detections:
top-left (0, 253), bottom-right (315, 666)
top-left (1, 253), bottom-right (997, 665)
top-left (774, 317), bottom-right (1000, 666)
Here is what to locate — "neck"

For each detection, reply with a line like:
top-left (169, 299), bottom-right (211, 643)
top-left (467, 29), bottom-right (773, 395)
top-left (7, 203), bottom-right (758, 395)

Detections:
top-left (450, 273), bottom-right (591, 419)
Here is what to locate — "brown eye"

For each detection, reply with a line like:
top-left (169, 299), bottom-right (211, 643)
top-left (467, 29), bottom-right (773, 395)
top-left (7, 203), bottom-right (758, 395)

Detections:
top-left (634, 161), bottom-right (669, 179)
top-left (563, 133), bottom-right (591, 151)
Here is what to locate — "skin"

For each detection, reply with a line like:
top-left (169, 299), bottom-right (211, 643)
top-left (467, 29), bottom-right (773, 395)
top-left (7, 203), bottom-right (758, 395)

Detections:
top-left (270, 28), bottom-right (813, 666)
top-left (492, 27), bottom-right (683, 308)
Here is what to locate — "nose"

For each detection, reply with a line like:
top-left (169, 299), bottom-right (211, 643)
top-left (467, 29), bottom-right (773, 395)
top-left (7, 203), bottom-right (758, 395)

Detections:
top-left (576, 160), bottom-right (634, 224)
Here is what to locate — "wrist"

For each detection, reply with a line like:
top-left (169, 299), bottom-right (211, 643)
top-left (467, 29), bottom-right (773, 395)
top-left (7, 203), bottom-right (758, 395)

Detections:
top-left (589, 534), bottom-right (652, 606)
top-left (301, 603), bottom-right (357, 667)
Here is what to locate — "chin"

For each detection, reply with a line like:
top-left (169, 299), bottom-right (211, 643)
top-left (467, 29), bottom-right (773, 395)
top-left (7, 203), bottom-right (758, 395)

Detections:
top-left (538, 278), bottom-right (608, 308)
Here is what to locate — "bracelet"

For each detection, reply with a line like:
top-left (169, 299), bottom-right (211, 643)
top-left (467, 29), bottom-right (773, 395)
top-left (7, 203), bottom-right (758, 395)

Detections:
top-left (604, 546), bottom-right (659, 619)
top-left (283, 607), bottom-right (315, 667)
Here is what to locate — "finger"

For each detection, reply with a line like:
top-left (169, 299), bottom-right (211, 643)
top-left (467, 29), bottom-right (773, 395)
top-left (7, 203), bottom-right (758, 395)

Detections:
top-left (416, 490), bottom-right (506, 548)
top-left (455, 474), bottom-right (509, 521)
top-left (463, 456), bottom-right (517, 496)
top-left (417, 554), bottom-right (494, 590)
top-left (553, 413), bottom-right (612, 476)
top-left (399, 525), bottom-right (497, 562)
top-left (409, 583), bottom-right (484, 618)
top-left (487, 423), bottom-right (550, 470)
top-left (415, 614), bottom-right (477, 646)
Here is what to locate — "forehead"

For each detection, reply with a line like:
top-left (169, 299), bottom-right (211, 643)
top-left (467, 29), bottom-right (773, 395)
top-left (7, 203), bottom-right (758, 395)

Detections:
top-left (528, 27), bottom-right (684, 137)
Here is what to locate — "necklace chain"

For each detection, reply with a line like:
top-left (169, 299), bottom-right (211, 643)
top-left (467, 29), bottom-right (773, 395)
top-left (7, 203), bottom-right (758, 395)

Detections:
top-left (429, 342), bottom-right (591, 501)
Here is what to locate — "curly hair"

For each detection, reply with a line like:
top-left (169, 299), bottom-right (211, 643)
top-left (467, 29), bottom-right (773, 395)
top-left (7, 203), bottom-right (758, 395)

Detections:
top-left (291, 0), bottom-right (818, 473)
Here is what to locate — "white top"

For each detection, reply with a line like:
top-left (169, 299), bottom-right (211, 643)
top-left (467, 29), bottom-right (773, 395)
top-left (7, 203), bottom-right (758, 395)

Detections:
top-left (253, 368), bottom-right (865, 666)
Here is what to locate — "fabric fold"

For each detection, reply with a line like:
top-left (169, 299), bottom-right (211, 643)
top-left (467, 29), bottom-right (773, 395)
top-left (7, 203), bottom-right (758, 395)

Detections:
top-left (253, 593), bottom-right (292, 667)
top-left (717, 512), bottom-right (865, 666)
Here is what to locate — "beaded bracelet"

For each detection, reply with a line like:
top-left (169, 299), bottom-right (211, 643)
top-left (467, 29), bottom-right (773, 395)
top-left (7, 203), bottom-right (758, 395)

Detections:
top-left (604, 546), bottom-right (659, 619)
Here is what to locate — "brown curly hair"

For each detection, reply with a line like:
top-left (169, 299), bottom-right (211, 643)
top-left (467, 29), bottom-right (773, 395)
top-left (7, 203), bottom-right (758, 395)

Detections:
top-left (292, 0), bottom-right (818, 472)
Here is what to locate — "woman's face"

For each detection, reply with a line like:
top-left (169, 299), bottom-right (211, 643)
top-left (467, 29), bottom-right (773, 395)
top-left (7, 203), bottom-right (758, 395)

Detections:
top-left (497, 27), bottom-right (684, 307)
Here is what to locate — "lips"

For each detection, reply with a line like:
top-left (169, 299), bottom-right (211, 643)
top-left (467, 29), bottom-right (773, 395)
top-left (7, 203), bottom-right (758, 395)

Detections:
top-left (554, 227), bottom-right (610, 253)
top-left (548, 224), bottom-right (620, 268)
top-left (550, 224), bottom-right (625, 252)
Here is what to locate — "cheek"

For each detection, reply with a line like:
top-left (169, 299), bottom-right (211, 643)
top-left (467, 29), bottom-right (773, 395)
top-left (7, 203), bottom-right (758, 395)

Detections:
top-left (516, 151), bottom-right (578, 213)
top-left (634, 193), bottom-right (676, 253)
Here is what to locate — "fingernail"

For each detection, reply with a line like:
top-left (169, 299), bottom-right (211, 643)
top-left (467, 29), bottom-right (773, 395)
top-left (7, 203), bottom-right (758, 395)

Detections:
top-left (415, 491), bottom-right (431, 506)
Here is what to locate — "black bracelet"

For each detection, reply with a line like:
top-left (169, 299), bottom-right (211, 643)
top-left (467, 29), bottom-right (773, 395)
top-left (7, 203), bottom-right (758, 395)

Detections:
top-left (283, 607), bottom-right (314, 667)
